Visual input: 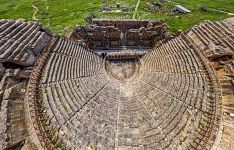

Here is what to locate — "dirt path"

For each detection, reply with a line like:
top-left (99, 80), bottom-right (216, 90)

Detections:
top-left (32, 3), bottom-right (39, 21)
top-left (132, 0), bottom-right (141, 19)
top-left (210, 8), bottom-right (234, 16)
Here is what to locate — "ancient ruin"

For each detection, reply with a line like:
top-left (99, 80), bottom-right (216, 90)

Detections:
top-left (0, 18), bottom-right (233, 150)
top-left (70, 19), bottom-right (169, 49)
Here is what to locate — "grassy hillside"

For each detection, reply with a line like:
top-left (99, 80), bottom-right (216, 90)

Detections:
top-left (0, 0), bottom-right (233, 36)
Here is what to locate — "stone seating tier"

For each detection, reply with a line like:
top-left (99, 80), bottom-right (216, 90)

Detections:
top-left (0, 18), bottom-right (231, 149)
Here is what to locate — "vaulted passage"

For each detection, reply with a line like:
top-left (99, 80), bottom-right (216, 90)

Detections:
top-left (2, 62), bottom-right (25, 69)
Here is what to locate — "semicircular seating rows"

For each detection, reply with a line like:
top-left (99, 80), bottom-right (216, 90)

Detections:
top-left (33, 31), bottom-right (222, 150)
top-left (1, 18), bottom-right (233, 150)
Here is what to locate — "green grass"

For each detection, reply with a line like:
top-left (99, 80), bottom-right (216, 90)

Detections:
top-left (0, 0), bottom-right (233, 36)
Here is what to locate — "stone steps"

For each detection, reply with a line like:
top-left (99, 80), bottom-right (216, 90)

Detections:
top-left (0, 19), bottom-right (51, 66)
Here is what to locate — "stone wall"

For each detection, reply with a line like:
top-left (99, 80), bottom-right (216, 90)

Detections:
top-left (71, 19), bottom-right (169, 49)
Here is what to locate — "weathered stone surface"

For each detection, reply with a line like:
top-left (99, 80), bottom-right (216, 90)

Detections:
top-left (71, 19), bottom-right (169, 49)
top-left (0, 18), bottom-right (234, 150)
